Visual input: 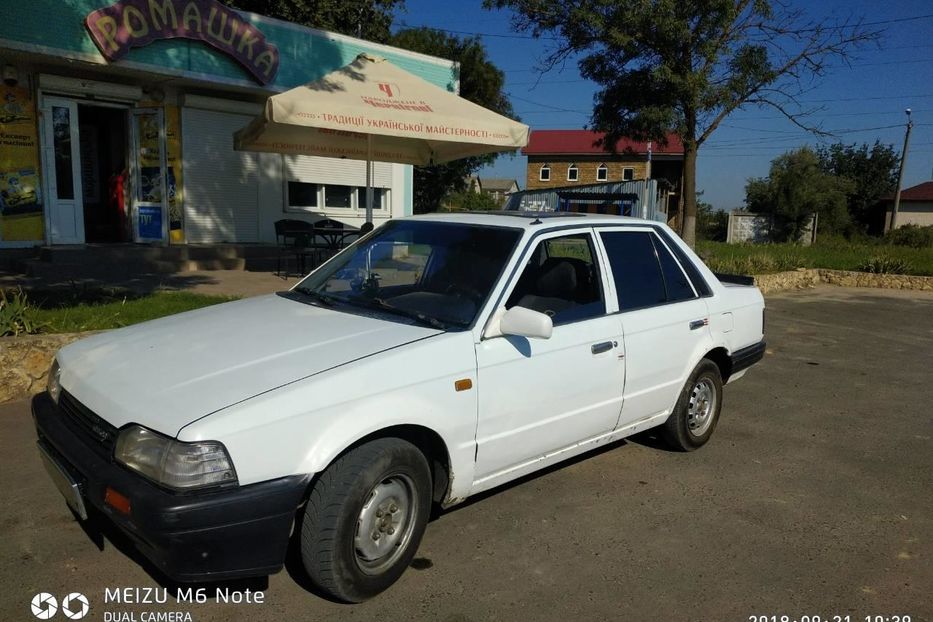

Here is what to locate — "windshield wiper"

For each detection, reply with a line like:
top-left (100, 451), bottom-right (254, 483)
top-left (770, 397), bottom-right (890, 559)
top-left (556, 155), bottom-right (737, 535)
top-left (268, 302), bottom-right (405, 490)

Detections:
top-left (292, 287), bottom-right (339, 307)
top-left (363, 297), bottom-right (448, 330)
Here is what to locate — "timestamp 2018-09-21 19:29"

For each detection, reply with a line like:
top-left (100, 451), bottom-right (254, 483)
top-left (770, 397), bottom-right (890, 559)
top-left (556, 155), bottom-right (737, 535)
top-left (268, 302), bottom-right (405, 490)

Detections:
top-left (748, 615), bottom-right (913, 622)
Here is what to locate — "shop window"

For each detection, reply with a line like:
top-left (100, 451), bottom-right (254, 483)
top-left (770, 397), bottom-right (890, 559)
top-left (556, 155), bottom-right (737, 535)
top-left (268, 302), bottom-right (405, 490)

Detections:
top-left (622, 167), bottom-right (635, 182)
top-left (356, 187), bottom-right (388, 210)
top-left (286, 182), bottom-right (389, 213)
top-left (539, 164), bottom-right (550, 182)
top-left (567, 163), bottom-right (578, 182)
top-left (596, 164), bottom-right (608, 182)
top-left (286, 181), bottom-right (318, 210)
top-left (324, 185), bottom-right (354, 208)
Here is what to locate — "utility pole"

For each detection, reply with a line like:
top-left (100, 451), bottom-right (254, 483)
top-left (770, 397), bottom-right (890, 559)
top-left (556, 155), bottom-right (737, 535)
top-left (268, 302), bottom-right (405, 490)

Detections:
top-left (890, 108), bottom-right (914, 231)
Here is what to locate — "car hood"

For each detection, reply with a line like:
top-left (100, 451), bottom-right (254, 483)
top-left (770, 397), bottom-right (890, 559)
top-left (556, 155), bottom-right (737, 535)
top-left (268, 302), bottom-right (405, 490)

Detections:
top-left (57, 294), bottom-right (441, 435)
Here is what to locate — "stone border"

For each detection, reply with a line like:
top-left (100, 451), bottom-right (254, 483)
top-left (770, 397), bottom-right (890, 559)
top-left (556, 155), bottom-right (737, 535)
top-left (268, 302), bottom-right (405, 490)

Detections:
top-left (0, 332), bottom-right (96, 404)
top-left (754, 268), bottom-right (933, 294)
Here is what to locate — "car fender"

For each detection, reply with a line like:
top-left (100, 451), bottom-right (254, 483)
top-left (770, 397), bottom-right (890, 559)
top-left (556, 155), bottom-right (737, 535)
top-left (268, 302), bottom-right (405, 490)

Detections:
top-left (177, 330), bottom-right (478, 503)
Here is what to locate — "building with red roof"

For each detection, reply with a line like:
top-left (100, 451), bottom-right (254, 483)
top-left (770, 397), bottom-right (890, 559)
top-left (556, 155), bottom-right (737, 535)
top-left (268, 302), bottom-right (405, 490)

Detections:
top-left (883, 180), bottom-right (933, 231)
top-left (521, 130), bottom-right (685, 223)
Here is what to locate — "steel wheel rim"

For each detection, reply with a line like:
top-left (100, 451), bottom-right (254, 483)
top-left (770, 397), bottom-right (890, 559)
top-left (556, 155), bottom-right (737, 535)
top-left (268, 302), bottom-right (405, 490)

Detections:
top-left (687, 377), bottom-right (717, 437)
top-left (354, 473), bottom-right (418, 575)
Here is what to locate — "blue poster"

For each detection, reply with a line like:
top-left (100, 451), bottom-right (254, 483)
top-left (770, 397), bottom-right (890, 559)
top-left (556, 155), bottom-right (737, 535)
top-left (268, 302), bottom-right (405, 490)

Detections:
top-left (138, 205), bottom-right (162, 239)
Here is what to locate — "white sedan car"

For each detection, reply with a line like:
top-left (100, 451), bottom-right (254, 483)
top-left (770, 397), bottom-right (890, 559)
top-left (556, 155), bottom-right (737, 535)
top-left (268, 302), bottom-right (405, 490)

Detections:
top-left (35, 212), bottom-right (765, 601)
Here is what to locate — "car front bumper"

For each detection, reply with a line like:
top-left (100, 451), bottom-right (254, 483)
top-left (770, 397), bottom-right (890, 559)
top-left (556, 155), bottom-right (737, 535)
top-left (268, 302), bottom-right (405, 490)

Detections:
top-left (32, 392), bottom-right (310, 582)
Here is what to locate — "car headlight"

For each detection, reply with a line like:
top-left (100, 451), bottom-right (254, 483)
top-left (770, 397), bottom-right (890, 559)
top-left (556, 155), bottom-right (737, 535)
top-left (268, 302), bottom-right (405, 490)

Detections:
top-left (47, 359), bottom-right (62, 404)
top-left (114, 425), bottom-right (238, 490)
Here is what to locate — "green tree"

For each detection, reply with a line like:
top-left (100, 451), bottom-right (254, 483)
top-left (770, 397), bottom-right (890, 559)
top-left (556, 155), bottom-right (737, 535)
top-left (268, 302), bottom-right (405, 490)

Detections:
top-left (225, 0), bottom-right (403, 43)
top-left (485, 0), bottom-right (877, 247)
top-left (696, 199), bottom-right (728, 241)
top-left (746, 148), bottom-right (852, 242)
top-left (444, 190), bottom-right (502, 212)
top-left (391, 28), bottom-right (516, 214)
top-left (816, 141), bottom-right (899, 234)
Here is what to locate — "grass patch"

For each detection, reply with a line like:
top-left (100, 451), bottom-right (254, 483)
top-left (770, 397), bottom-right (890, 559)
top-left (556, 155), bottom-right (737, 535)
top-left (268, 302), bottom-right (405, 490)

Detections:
top-left (697, 238), bottom-right (933, 276)
top-left (28, 291), bottom-right (237, 334)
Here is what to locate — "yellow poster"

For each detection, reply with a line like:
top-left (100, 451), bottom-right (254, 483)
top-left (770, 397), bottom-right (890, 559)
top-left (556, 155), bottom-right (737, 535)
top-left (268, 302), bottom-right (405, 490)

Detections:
top-left (135, 103), bottom-right (184, 242)
top-left (165, 105), bottom-right (184, 242)
top-left (0, 84), bottom-right (44, 241)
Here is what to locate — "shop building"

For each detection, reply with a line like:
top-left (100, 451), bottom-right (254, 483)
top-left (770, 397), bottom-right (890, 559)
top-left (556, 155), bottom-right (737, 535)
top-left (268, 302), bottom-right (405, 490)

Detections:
top-left (0, 0), bottom-right (457, 249)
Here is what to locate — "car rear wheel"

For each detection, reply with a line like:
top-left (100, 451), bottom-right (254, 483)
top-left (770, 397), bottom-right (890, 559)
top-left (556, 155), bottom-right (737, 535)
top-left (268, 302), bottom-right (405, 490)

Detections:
top-left (661, 359), bottom-right (723, 451)
top-left (300, 438), bottom-right (432, 602)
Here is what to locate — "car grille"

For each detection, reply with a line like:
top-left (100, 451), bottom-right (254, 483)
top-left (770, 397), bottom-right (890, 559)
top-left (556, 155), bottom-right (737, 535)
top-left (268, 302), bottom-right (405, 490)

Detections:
top-left (59, 391), bottom-right (118, 454)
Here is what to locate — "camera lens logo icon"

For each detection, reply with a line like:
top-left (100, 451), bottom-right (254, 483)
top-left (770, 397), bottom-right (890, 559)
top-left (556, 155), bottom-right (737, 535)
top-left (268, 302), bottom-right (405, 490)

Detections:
top-left (31, 592), bottom-right (89, 620)
top-left (61, 593), bottom-right (90, 620)
top-left (30, 593), bottom-right (58, 620)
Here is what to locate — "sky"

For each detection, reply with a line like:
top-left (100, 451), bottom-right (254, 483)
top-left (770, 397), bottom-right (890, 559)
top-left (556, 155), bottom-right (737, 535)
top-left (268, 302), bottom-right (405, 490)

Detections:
top-left (392, 0), bottom-right (933, 211)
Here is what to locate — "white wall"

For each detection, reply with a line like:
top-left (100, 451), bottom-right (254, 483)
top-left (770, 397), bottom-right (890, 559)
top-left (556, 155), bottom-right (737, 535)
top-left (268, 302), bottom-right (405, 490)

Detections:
top-left (181, 98), bottom-right (410, 244)
top-left (887, 201), bottom-right (933, 229)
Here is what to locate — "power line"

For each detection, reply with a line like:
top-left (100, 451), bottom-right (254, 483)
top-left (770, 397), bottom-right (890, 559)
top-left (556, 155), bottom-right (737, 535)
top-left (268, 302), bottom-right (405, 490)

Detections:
top-left (505, 57), bottom-right (933, 86)
top-left (400, 12), bottom-right (933, 42)
top-left (497, 43), bottom-right (933, 72)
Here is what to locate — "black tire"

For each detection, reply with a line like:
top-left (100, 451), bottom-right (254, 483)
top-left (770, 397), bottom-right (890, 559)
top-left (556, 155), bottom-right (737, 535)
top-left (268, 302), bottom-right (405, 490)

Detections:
top-left (300, 438), bottom-right (432, 602)
top-left (661, 359), bottom-right (724, 451)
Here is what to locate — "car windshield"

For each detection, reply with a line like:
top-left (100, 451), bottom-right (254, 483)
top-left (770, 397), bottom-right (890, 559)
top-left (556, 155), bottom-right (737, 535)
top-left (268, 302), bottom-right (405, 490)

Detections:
top-left (292, 220), bottom-right (522, 330)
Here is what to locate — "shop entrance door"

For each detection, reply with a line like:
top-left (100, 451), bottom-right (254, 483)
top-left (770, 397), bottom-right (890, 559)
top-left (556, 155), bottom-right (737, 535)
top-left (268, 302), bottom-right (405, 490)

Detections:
top-left (77, 104), bottom-right (129, 243)
top-left (129, 108), bottom-right (168, 243)
top-left (40, 97), bottom-right (84, 244)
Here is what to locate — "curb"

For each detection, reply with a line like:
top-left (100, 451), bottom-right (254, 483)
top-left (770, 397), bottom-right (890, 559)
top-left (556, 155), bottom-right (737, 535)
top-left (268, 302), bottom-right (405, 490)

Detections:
top-left (0, 331), bottom-right (98, 404)
top-left (753, 269), bottom-right (933, 295)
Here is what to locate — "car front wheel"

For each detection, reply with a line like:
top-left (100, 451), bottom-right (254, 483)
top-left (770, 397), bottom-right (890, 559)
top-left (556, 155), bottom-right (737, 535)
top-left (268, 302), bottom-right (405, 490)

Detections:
top-left (661, 359), bottom-right (724, 451)
top-left (300, 438), bottom-right (432, 602)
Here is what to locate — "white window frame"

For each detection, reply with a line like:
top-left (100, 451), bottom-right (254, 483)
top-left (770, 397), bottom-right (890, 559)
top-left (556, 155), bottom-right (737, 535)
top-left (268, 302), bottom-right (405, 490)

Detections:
top-left (539, 164), bottom-right (551, 182)
top-left (596, 163), bottom-right (608, 182)
top-left (622, 167), bottom-right (635, 182)
top-left (284, 181), bottom-right (389, 215)
top-left (567, 163), bottom-right (579, 182)
top-left (284, 181), bottom-right (320, 212)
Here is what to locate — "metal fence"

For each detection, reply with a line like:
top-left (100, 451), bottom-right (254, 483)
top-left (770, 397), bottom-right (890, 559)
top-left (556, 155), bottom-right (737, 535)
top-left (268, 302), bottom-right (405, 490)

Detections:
top-left (727, 211), bottom-right (816, 245)
top-left (504, 180), bottom-right (667, 221)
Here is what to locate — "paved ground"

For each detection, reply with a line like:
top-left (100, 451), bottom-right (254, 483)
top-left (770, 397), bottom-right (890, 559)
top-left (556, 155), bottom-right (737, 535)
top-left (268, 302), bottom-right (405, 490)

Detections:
top-left (1, 285), bottom-right (931, 622)
top-left (0, 269), bottom-right (293, 298)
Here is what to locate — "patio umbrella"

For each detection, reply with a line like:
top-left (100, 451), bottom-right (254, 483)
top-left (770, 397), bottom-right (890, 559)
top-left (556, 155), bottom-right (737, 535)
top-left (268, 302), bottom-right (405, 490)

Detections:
top-left (234, 53), bottom-right (529, 223)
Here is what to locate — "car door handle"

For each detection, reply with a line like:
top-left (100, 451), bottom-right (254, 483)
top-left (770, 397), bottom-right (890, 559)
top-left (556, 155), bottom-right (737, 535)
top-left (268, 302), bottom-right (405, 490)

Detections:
top-left (689, 319), bottom-right (708, 330)
top-left (591, 341), bottom-right (616, 355)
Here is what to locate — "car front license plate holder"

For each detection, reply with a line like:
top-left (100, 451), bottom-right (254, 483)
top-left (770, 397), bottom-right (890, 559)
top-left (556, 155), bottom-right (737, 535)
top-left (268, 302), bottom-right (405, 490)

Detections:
top-left (37, 442), bottom-right (88, 520)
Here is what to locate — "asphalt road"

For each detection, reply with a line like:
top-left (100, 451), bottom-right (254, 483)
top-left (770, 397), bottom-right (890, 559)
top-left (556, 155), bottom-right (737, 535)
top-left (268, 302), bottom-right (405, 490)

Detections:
top-left (2, 285), bottom-right (931, 622)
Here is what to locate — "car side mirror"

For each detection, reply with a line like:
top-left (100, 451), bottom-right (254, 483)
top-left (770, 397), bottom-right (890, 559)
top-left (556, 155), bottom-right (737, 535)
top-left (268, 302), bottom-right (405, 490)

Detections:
top-left (497, 306), bottom-right (553, 340)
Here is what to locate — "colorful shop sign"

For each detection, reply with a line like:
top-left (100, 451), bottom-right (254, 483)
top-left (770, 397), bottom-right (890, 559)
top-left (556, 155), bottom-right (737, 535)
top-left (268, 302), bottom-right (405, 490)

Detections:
top-left (0, 84), bottom-right (44, 241)
top-left (85, 0), bottom-right (280, 84)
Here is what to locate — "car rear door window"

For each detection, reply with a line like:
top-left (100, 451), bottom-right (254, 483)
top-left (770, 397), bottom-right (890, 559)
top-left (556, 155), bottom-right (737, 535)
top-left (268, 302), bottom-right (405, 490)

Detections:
top-left (652, 235), bottom-right (696, 302)
top-left (599, 231), bottom-right (666, 311)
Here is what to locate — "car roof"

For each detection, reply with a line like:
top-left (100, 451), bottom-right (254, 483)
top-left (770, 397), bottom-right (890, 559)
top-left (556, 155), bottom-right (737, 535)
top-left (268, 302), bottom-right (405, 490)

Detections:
top-left (405, 211), bottom-right (661, 230)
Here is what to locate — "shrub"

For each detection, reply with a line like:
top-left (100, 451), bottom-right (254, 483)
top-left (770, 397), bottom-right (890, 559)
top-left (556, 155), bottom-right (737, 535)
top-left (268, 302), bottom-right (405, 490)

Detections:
top-left (857, 256), bottom-right (913, 274)
top-left (0, 288), bottom-right (46, 337)
top-left (884, 224), bottom-right (933, 248)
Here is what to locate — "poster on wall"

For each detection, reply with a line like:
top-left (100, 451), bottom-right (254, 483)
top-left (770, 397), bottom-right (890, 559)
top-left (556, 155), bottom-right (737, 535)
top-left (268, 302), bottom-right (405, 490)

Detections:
top-left (164, 106), bottom-right (184, 242)
top-left (134, 106), bottom-right (184, 242)
top-left (0, 84), bottom-right (44, 242)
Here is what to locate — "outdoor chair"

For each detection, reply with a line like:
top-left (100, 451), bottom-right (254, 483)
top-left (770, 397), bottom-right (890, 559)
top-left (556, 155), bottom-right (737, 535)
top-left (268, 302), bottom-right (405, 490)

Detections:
top-left (274, 219), bottom-right (318, 277)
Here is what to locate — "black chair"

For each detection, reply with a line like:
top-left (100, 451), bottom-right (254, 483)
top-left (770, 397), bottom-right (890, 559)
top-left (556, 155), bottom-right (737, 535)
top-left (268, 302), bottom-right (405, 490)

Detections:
top-left (273, 219), bottom-right (315, 277)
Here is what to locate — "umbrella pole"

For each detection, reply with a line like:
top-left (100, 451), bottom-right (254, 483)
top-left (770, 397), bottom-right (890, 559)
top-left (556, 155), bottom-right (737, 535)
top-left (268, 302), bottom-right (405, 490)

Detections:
top-left (365, 134), bottom-right (374, 224)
